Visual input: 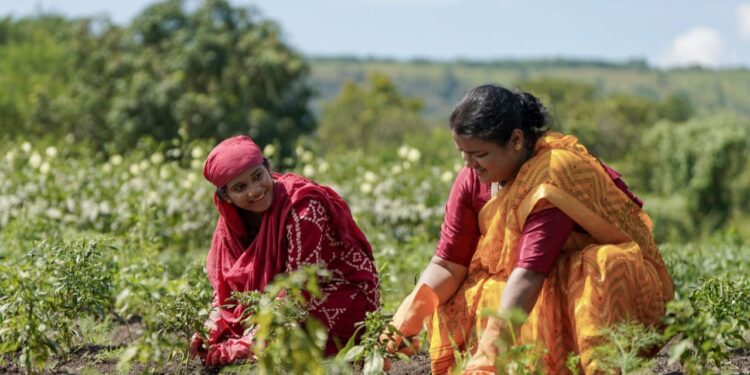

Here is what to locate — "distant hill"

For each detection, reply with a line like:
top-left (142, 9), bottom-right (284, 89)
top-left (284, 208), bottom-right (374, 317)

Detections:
top-left (308, 57), bottom-right (750, 120)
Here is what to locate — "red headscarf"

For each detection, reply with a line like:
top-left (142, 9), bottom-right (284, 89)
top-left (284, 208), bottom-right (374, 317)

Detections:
top-left (202, 136), bottom-right (373, 309)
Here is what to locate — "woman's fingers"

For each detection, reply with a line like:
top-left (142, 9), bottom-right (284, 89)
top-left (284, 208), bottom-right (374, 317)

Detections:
top-left (189, 333), bottom-right (205, 360)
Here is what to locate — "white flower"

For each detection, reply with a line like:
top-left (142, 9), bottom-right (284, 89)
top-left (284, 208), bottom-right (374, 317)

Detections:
top-left (440, 170), bottom-right (454, 183)
top-left (129, 164), bottom-right (140, 175)
top-left (111, 155), bottom-right (123, 165)
top-left (301, 151), bottom-right (314, 163)
top-left (402, 161), bottom-right (412, 170)
top-left (364, 171), bottom-right (377, 183)
top-left (39, 162), bottom-right (50, 175)
top-left (360, 182), bottom-right (373, 194)
top-left (167, 148), bottom-right (181, 158)
top-left (45, 146), bottom-right (58, 158)
top-left (139, 160), bottom-right (150, 172)
top-left (191, 146), bottom-right (204, 160)
top-left (407, 148), bottom-right (421, 163)
top-left (45, 208), bottom-right (63, 219)
top-left (29, 152), bottom-right (42, 168)
top-left (21, 142), bottom-right (31, 153)
top-left (5, 150), bottom-right (15, 164)
top-left (190, 159), bottom-right (203, 170)
top-left (159, 166), bottom-right (171, 180)
top-left (391, 165), bottom-right (403, 174)
top-left (303, 165), bottom-right (315, 176)
top-left (263, 144), bottom-right (277, 157)
top-left (318, 161), bottom-right (330, 173)
top-left (102, 163), bottom-right (112, 173)
top-left (98, 202), bottom-right (111, 215)
top-left (397, 145), bottom-right (409, 159)
top-left (150, 152), bottom-right (165, 165)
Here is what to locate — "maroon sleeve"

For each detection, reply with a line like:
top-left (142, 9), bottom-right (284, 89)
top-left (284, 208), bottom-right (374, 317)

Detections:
top-left (514, 161), bottom-right (642, 275)
top-left (435, 168), bottom-right (491, 266)
top-left (515, 207), bottom-right (575, 275)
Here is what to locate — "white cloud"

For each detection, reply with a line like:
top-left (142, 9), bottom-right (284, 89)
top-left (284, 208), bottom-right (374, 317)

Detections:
top-left (659, 26), bottom-right (724, 68)
top-left (739, 4), bottom-right (750, 41)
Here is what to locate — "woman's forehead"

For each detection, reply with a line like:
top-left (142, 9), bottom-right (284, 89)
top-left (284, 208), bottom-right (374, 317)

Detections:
top-left (453, 134), bottom-right (499, 152)
top-left (228, 164), bottom-right (265, 186)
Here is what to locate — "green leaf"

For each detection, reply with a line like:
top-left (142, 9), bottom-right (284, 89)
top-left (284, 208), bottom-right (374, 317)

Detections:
top-left (363, 351), bottom-right (384, 375)
top-left (668, 340), bottom-right (693, 365)
top-left (342, 345), bottom-right (364, 362)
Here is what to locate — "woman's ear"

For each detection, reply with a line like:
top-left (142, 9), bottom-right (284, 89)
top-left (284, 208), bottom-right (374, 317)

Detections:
top-left (217, 188), bottom-right (233, 204)
top-left (511, 128), bottom-right (526, 150)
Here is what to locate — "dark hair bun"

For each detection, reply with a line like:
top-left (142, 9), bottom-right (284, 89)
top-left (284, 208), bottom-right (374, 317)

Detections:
top-left (515, 90), bottom-right (548, 131)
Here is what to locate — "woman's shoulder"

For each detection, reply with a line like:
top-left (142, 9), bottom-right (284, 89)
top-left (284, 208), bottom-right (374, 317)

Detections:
top-left (523, 145), bottom-right (603, 187)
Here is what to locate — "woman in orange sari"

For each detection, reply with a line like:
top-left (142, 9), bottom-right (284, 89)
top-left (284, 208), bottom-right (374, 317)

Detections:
top-left (385, 85), bottom-right (674, 374)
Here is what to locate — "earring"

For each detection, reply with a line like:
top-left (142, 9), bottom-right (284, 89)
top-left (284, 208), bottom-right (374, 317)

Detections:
top-left (515, 144), bottom-right (522, 151)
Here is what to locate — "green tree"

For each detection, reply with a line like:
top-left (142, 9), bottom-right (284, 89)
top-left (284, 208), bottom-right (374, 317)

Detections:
top-left (317, 72), bottom-right (425, 152)
top-left (632, 115), bottom-right (750, 236)
top-left (517, 78), bottom-right (601, 152)
top-left (32, 0), bottom-right (314, 152)
top-left (518, 78), bottom-right (695, 160)
top-left (0, 15), bottom-right (76, 138)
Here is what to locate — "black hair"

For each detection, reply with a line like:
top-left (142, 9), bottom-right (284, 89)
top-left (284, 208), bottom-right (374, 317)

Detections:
top-left (449, 84), bottom-right (550, 149)
top-left (216, 158), bottom-right (271, 200)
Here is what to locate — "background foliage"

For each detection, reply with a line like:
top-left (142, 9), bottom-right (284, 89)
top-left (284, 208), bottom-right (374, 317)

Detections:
top-left (1, 0), bottom-right (749, 373)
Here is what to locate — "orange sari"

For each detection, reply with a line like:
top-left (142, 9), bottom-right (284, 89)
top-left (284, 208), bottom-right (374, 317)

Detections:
top-left (427, 132), bottom-right (674, 374)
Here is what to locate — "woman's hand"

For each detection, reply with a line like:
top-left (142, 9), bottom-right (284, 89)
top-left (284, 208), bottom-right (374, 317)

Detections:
top-left (379, 256), bottom-right (467, 358)
top-left (204, 336), bottom-right (254, 366)
top-left (189, 332), bottom-right (207, 360)
top-left (380, 283), bottom-right (438, 354)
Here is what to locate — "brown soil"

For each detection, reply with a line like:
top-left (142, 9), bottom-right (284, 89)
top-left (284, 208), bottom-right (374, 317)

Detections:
top-left (1, 323), bottom-right (747, 374)
top-left (384, 346), bottom-right (750, 374)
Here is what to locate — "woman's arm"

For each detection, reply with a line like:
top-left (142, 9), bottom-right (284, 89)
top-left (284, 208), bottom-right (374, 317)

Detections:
top-left (418, 255), bottom-right (468, 303)
top-left (500, 267), bottom-right (546, 316)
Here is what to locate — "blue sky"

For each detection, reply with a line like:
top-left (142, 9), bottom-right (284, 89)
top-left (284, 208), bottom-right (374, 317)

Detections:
top-left (3, 0), bottom-right (750, 68)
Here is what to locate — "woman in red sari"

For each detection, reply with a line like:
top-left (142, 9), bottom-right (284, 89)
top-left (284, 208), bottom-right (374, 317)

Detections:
top-left (190, 135), bottom-right (380, 366)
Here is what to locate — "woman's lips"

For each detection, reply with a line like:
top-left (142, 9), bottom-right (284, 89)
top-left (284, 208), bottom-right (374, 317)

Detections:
top-left (249, 192), bottom-right (266, 203)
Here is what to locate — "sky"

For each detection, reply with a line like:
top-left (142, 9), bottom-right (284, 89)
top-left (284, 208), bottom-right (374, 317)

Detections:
top-left (2, 0), bottom-right (750, 68)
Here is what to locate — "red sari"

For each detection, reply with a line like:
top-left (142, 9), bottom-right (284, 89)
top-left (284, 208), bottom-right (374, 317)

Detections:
top-left (206, 172), bottom-right (380, 354)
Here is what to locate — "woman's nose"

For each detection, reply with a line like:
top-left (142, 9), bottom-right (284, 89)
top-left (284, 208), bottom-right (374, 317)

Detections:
top-left (247, 187), bottom-right (263, 200)
top-left (463, 153), bottom-right (477, 168)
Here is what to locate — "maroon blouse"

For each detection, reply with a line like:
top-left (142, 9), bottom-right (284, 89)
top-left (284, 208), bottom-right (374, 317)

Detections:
top-left (435, 162), bottom-right (642, 275)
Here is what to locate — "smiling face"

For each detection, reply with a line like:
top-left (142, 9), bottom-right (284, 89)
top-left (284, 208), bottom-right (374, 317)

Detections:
top-left (452, 128), bottom-right (529, 185)
top-left (222, 164), bottom-right (274, 214)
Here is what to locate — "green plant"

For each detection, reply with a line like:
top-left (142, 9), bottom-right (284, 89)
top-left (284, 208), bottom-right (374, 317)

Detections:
top-left (224, 265), bottom-right (332, 374)
top-left (337, 309), bottom-right (418, 375)
top-left (0, 239), bottom-right (116, 374)
top-left (590, 323), bottom-right (664, 374)
top-left (664, 277), bottom-right (750, 373)
top-left (116, 259), bottom-right (211, 372)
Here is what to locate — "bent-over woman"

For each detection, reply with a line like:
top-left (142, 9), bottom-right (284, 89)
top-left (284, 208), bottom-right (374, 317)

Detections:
top-left (385, 84), bottom-right (674, 374)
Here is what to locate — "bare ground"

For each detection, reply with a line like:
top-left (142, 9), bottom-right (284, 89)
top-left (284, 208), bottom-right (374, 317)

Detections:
top-left (1, 322), bottom-right (748, 374)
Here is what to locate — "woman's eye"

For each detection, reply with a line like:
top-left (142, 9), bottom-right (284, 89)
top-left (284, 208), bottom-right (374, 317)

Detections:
top-left (234, 185), bottom-right (244, 192)
top-left (476, 153), bottom-right (488, 158)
